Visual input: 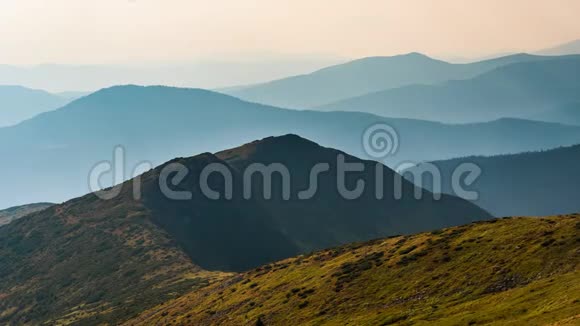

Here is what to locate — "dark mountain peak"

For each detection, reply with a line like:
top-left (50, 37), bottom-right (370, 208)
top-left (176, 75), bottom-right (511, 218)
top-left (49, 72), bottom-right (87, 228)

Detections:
top-left (251, 133), bottom-right (319, 148)
top-left (216, 134), bottom-right (325, 165)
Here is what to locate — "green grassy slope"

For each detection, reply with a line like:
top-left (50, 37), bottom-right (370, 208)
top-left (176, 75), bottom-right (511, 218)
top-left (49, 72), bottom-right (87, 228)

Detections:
top-left (0, 191), bottom-right (228, 325)
top-left (127, 215), bottom-right (580, 326)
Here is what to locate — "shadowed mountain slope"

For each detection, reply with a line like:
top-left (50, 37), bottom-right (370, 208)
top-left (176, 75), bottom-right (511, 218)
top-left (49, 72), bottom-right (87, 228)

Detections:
top-left (320, 56), bottom-right (580, 123)
top-left (0, 135), bottom-right (489, 325)
top-left (127, 215), bottom-right (580, 326)
top-left (404, 144), bottom-right (580, 217)
top-left (214, 135), bottom-right (490, 249)
top-left (224, 52), bottom-right (548, 108)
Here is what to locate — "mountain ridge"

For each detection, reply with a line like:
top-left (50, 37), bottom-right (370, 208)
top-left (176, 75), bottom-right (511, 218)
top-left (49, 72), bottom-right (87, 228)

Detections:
top-left (319, 56), bottom-right (580, 122)
top-left (224, 52), bottom-right (561, 109)
top-left (3, 85), bottom-right (580, 208)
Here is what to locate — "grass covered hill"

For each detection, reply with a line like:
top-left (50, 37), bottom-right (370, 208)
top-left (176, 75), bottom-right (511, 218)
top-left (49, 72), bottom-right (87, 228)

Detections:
top-left (0, 186), bottom-right (227, 325)
top-left (128, 214), bottom-right (580, 326)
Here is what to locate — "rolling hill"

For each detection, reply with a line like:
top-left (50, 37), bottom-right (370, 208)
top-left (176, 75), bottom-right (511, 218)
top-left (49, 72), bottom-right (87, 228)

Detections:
top-left (0, 86), bottom-right (69, 127)
top-left (0, 203), bottom-right (53, 227)
top-left (319, 56), bottom-right (580, 123)
top-left (0, 135), bottom-right (489, 325)
top-left (224, 53), bottom-right (548, 108)
top-left (3, 85), bottom-right (580, 208)
top-left (404, 144), bottom-right (580, 217)
top-left (127, 214), bottom-right (580, 326)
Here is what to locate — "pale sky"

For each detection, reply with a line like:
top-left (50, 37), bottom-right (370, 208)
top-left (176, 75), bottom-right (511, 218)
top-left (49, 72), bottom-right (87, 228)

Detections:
top-left (0, 0), bottom-right (579, 65)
